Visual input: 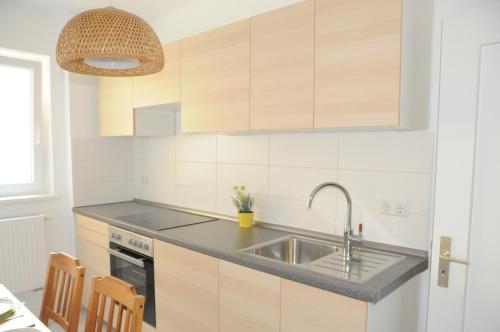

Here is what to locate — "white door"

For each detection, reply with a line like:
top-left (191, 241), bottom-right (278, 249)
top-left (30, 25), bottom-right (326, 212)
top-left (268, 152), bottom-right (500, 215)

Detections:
top-left (427, 3), bottom-right (500, 332)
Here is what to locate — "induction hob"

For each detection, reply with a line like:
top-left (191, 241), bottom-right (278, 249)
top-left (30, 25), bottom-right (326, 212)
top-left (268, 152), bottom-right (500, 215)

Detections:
top-left (115, 209), bottom-right (217, 231)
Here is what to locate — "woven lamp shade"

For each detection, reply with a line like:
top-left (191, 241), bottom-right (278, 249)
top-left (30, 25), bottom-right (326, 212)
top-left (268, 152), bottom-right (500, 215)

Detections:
top-left (56, 7), bottom-right (164, 77)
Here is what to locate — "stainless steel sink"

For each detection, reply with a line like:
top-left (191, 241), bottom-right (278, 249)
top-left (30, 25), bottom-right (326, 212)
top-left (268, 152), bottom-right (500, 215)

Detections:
top-left (240, 235), bottom-right (405, 284)
top-left (241, 235), bottom-right (340, 265)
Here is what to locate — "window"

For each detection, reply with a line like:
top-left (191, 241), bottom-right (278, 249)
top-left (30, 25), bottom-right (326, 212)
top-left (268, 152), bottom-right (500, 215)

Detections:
top-left (0, 49), bottom-right (52, 198)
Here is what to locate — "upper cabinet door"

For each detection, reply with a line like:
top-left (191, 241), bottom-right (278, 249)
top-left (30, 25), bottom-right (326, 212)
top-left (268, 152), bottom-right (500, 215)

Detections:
top-left (250, 0), bottom-right (314, 130)
top-left (133, 42), bottom-right (181, 108)
top-left (98, 77), bottom-right (134, 136)
top-left (181, 20), bottom-right (251, 133)
top-left (314, 0), bottom-right (403, 128)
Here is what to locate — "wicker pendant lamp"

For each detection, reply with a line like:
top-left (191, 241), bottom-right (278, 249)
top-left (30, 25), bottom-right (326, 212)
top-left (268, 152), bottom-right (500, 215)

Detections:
top-left (56, 6), bottom-right (164, 77)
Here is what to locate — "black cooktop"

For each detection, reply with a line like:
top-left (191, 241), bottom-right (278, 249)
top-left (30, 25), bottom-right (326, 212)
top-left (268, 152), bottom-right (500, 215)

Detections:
top-left (115, 209), bottom-right (217, 231)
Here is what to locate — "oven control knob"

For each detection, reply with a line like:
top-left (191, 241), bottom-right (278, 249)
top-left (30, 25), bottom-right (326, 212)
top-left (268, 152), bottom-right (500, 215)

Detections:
top-left (143, 244), bottom-right (149, 250)
top-left (128, 239), bottom-right (133, 245)
top-left (111, 233), bottom-right (116, 239)
top-left (116, 234), bottom-right (122, 241)
top-left (133, 240), bottom-right (138, 246)
top-left (138, 242), bottom-right (143, 248)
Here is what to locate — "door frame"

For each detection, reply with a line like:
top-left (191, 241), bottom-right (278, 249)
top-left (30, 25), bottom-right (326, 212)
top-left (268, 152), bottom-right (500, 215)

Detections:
top-left (427, 3), bottom-right (500, 331)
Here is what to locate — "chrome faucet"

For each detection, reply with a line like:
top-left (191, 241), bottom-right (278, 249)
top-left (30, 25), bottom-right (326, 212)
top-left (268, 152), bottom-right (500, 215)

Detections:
top-left (307, 182), bottom-right (364, 261)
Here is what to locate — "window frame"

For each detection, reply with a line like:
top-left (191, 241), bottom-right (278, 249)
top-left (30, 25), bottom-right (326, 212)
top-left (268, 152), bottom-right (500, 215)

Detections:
top-left (0, 48), bottom-right (53, 199)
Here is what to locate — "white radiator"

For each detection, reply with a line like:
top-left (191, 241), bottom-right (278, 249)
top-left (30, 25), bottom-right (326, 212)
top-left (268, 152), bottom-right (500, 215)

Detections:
top-left (0, 215), bottom-right (47, 293)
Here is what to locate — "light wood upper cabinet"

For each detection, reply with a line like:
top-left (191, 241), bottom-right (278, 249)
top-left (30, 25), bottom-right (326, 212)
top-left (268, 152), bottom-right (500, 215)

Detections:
top-left (154, 240), bottom-right (219, 332)
top-left (314, 0), bottom-right (403, 128)
top-left (133, 42), bottom-right (181, 108)
top-left (219, 261), bottom-right (280, 332)
top-left (281, 279), bottom-right (367, 332)
top-left (181, 20), bottom-right (251, 133)
top-left (98, 77), bottom-right (134, 136)
top-left (250, 0), bottom-right (314, 130)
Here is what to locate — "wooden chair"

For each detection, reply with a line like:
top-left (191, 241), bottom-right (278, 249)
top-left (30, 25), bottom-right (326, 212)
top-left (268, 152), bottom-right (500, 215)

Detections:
top-left (84, 276), bottom-right (145, 332)
top-left (40, 252), bottom-right (86, 332)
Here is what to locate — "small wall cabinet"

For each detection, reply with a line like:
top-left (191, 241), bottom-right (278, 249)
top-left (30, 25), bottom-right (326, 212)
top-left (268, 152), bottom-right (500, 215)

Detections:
top-left (133, 42), bottom-right (181, 108)
top-left (98, 42), bottom-right (180, 137)
top-left (181, 20), bottom-right (251, 133)
top-left (98, 77), bottom-right (134, 136)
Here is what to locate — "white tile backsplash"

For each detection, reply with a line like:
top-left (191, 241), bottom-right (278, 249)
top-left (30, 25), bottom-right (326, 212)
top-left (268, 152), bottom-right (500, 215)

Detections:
top-left (144, 137), bottom-right (176, 161)
top-left (72, 160), bottom-right (126, 184)
top-left (176, 135), bottom-right (216, 162)
top-left (338, 132), bottom-right (433, 173)
top-left (217, 164), bottom-right (269, 195)
top-left (127, 129), bottom-right (434, 250)
top-left (338, 170), bottom-right (431, 214)
top-left (267, 196), bottom-right (338, 234)
top-left (217, 135), bottom-right (269, 165)
top-left (176, 162), bottom-right (216, 189)
top-left (72, 137), bottom-right (134, 206)
top-left (269, 133), bottom-right (338, 168)
top-left (269, 166), bottom-right (337, 203)
top-left (176, 186), bottom-right (217, 211)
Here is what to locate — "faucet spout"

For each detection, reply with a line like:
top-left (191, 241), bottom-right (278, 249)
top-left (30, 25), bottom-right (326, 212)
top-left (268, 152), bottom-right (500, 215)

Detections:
top-left (307, 182), bottom-right (362, 260)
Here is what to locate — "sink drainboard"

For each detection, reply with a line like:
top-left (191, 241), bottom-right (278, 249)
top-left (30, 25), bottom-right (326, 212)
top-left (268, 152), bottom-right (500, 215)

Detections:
top-left (306, 248), bottom-right (404, 283)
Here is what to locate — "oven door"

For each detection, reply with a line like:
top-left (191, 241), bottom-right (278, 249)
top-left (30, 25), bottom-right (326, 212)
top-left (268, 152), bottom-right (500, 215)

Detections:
top-left (109, 243), bottom-right (156, 327)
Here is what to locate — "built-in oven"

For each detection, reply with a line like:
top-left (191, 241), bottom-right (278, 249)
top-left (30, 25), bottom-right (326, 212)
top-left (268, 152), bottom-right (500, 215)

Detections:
top-left (108, 226), bottom-right (155, 327)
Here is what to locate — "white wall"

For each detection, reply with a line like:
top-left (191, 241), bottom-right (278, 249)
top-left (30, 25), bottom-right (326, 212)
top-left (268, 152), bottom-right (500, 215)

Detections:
top-left (151, 0), bottom-right (304, 43)
top-left (0, 1), bottom-right (74, 254)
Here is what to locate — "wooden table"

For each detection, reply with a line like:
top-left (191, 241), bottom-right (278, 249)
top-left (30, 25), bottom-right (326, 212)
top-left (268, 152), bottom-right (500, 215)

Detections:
top-left (0, 284), bottom-right (49, 332)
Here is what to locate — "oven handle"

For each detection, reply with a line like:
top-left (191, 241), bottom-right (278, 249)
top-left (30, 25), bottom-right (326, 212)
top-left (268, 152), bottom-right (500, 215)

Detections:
top-left (108, 248), bottom-right (145, 268)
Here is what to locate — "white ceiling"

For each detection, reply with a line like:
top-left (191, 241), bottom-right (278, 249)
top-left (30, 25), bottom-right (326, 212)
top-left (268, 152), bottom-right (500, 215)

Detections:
top-left (21, 0), bottom-right (195, 20)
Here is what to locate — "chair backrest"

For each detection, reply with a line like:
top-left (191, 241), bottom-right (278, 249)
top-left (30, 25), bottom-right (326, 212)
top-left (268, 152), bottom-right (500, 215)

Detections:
top-left (84, 276), bottom-right (145, 332)
top-left (40, 252), bottom-right (86, 332)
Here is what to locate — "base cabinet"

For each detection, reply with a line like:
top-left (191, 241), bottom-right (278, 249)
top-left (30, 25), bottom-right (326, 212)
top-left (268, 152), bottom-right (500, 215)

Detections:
top-left (219, 261), bottom-right (280, 332)
top-left (75, 214), bottom-right (110, 308)
top-left (154, 240), bottom-right (219, 332)
top-left (281, 279), bottom-right (368, 332)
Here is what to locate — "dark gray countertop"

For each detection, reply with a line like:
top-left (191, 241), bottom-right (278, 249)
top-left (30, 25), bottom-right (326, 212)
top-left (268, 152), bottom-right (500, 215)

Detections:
top-left (73, 200), bottom-right (428, 304)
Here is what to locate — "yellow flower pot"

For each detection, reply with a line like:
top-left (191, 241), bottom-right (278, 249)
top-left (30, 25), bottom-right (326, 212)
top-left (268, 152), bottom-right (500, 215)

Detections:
top-left (237, 212), bottom-right (254, 228)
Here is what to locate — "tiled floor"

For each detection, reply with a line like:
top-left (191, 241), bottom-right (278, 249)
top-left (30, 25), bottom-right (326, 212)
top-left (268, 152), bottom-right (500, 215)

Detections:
top-left (16, 289), bottom-right (88, 331)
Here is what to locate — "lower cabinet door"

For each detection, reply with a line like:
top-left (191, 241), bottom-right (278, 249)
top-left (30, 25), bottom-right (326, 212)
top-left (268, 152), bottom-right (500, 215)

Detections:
top-left (219, 261), bottom-right (280, 332)
top-left (76, 236), bottom-right (110, 308)
top-left (154, 240), bottom-right (219, 332)
top-left (281, 279), bottom-right (368, 332)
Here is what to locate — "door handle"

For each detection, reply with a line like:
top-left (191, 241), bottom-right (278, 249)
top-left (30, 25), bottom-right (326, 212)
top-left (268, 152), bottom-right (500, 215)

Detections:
top-left (439, 250), bottom-right (469, 265)
top-left (438, 236), bottom-right (469, 288)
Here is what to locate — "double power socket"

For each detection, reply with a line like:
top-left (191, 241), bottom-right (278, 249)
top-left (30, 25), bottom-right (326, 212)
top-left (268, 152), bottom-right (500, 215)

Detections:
top-left (380, 200), bottom-right (409, 217)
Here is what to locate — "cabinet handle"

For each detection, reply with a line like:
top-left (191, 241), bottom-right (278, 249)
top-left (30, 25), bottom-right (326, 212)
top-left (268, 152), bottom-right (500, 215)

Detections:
top-left (108, 248), bottom-right (144, 268)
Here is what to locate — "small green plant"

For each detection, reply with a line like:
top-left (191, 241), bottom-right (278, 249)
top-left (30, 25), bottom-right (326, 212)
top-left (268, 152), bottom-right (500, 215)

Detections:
top-left (232, 185), bottom-right (254, 213)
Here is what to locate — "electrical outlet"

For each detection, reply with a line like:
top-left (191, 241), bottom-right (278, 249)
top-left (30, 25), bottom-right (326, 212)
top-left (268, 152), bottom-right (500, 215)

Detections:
top-left (394, 202), bottom-right (409, 217)
top-left (381, 200), bottom-right (392, 214)
top-left (380, 200), bottom-right (409, 217)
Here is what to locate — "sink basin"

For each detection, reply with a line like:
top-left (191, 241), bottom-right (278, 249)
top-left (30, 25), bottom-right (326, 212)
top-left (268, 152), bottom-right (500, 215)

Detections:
top-left (240, 235), bottom-right (405, 284)
top-left (240, 235), bottom-right (340, 265)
